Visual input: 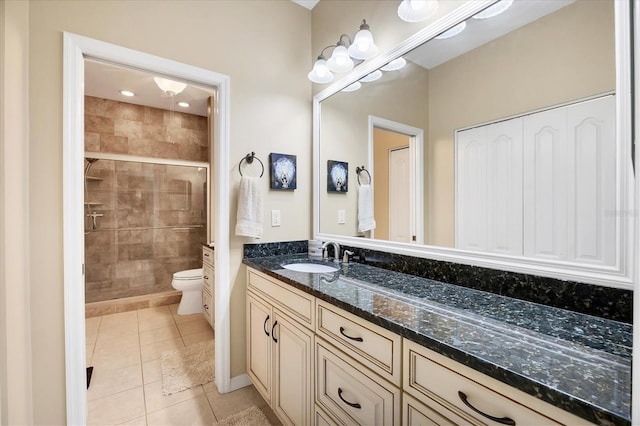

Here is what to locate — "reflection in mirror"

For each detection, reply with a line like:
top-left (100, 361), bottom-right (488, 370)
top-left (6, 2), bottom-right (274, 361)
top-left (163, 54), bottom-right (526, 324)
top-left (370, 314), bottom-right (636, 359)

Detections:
top-left (319, 0), bottom-right (616, 262)
top-left (318, 0), bottom-right (630, 279)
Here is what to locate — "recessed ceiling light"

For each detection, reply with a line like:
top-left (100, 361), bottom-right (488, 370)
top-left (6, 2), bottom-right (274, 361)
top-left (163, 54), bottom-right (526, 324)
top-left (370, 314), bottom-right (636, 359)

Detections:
top-left (120, 90), bottom-right (135, 97)
top-left (178, 102), bottom-right (190, 108)
top-left (435, 21), bottom-right (467, 40)
top-left (472, 0), bottom-right (513, 20)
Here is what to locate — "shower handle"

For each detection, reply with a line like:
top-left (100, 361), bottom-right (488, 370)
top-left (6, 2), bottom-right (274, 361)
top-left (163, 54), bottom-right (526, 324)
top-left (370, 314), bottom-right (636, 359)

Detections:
top-left (86, 211), bottom-right (104, 230)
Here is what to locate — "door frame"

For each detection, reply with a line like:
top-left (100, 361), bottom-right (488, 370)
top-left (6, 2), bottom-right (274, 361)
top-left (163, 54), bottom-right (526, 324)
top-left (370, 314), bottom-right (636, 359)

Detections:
top-left (368, 116), bottom-right (424, 244)
top-left (62, 33), bottom-right (231, 424)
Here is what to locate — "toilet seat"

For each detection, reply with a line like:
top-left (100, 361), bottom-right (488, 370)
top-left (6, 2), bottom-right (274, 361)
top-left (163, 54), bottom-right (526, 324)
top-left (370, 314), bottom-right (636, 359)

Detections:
top-left (173, 268), bottom-right (202, 280)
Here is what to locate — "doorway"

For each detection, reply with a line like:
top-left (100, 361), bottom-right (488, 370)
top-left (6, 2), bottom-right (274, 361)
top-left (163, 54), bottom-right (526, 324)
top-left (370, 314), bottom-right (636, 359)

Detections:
top-left (368, 116), bottom-right (424, 244)
top-left (63, 33), bottom-right (231, 424)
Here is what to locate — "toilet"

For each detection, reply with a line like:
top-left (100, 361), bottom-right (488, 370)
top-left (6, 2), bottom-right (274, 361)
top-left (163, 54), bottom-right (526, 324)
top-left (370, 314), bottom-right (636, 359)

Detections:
top-left (171, 268), bottom-right (203, 315)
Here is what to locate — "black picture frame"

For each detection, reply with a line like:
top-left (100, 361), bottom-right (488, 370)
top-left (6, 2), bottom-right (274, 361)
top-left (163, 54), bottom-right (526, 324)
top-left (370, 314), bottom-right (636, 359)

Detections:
top-left (327, 160), bottom-right (348, 192)
top-left (269, 153), bottom-right (297, 190)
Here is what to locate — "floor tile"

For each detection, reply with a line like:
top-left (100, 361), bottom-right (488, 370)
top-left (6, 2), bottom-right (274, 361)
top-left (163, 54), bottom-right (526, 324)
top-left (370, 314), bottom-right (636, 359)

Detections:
top-left (138, 315), bottom-right (176, 332)
top-left (171, 310), bottom-right (203, 325)
top-left (139, 324), bottom-right (180, 346)
top-left (117, 415), bottom-right (147, 426)
top-left (95, 331), bottom-right (140, 352)
top-left (177, 317), bottom-right (212, 336)
top-left (138, 306), bottom-right (173, 321)
top-left (143, 380), bottom-right (204, 414)
top-left (142, 359), bottom-right (161, 385)
top-left (91, 346), bottom-right (142, 371)
top-left (99, 311), bottom-right (138, 330)
top-left (146, 394), bottom-right (215, 426)
top-left (181, 330), bottom-right (214, 346)
top-left (140, 337), bottom-right (185, 363)
top-left (87, 363), bottom-right (143, 401)
top-left (87, 386), bottom-right (145, 426)
top-left (206, 385), bottom-right (269, 421)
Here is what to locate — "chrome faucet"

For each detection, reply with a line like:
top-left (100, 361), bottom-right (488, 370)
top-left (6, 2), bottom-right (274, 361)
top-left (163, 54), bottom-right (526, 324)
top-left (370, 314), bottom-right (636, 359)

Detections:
top-left (321, 241), bottom-right (341, 263)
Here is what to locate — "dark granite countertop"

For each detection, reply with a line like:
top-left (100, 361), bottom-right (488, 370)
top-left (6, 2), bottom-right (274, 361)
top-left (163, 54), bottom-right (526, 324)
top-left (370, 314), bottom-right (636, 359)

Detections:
top-left (243, 254), bottom-right (631, 426)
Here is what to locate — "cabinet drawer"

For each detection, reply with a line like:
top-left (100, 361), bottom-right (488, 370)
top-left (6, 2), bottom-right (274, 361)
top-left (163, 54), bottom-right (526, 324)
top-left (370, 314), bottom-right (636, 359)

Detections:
top-left (202, 287), bottom-right (213, 327)
top-left (314, 405), bottom-right (339, 426)
top-left (404, 339), bottom-right (566, 426)
top-left (316, 340), bottom-right (400, 426)
top-left (202, 263), bottom-right (213, 292)
top-left (202, 246), bottom-right (214, 266)
top-left (403, 392), bottom-right (479, 426)
top-left (247, 268), bottom-right (314, 329)
top-left (316, 300), bottom-right (401, 386)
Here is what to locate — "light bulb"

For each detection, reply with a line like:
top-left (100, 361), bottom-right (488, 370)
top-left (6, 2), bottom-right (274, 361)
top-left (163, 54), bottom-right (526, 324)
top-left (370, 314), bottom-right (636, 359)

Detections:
top-left (348, 20), bottom-right (379, 60)
top-left (308, 58), bottom-right (334, 84)
top-left (327, 45), bottom-right (354, 73)
top-left (398, 0), bottom-right (439, 23)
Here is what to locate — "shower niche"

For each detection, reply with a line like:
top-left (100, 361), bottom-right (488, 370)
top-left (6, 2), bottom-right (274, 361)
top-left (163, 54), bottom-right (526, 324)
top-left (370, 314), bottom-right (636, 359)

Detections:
top-left (84, 157), bottom-right (207, 303)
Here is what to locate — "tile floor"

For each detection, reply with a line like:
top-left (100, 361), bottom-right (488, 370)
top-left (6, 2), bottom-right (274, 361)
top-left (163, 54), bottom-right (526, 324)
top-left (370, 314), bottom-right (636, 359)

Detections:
top-left (85, 304), bottom-right (280, 425)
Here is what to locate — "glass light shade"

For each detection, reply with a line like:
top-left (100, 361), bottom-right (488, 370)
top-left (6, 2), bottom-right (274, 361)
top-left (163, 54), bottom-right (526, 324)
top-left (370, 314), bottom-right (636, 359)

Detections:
top-left (473, 0), bottom-right (513, 19)
top-left (381, 57), bottom-right (407, 71)
top-left (348, 28), bottom-right (378, 60)
top-left (342, 81), bottom-right (361, 92)
top-left (153, 77), bottom-right (187, 95)
top-left (327, 45), bottom-right (354, 73)
top-left (435, 21), bottom-right (466, 39)
top-left (120, 90), bottom-right (135, 97)
top-left (307, 58), bottom-right (334, 84)
top-left (397, 0), bottom-right (439, 23)
top-left (360, 70), bottom-right (382, 83)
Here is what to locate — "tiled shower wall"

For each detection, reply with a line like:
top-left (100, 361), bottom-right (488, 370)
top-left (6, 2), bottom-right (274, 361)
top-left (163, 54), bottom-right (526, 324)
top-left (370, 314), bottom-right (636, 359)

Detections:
top-left (84, 97), bottom-right (208, 303)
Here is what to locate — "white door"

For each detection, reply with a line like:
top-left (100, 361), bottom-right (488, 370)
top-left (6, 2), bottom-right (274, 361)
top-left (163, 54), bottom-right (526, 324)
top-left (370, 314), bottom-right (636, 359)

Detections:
top-left (388, 147), bottom-right (412, 243)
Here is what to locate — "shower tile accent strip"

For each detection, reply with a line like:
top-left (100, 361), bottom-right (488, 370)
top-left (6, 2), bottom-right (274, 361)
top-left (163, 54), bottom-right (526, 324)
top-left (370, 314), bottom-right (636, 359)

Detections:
top-left (244, 241), bottom-right (632, 322)
top-left (243, 253), bottom-right (631, 426)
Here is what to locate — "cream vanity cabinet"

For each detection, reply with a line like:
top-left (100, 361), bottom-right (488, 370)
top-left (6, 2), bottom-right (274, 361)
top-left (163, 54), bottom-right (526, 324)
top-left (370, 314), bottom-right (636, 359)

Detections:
top-left (202, 246), bottom-right (214, 327)
top-left (403, 339), bottom-right (593, 426)
top-left (246, 268), bottom-right (315, 426)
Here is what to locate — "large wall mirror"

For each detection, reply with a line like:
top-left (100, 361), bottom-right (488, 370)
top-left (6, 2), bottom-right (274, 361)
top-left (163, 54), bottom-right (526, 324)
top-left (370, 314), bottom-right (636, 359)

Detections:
top-left (313, 0), bottom-right (635, 289)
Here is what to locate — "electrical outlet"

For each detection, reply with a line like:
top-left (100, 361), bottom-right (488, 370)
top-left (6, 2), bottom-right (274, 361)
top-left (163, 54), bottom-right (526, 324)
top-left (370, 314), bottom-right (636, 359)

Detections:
top-left (271, 210), bottom-right (281, 227)
top-left (338, 209), bottom-right (346, 224)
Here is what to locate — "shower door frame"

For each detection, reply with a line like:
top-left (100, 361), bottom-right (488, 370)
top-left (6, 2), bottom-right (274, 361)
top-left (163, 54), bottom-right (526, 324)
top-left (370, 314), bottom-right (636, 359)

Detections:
top-left (63, 32), bottom-right (232, 425)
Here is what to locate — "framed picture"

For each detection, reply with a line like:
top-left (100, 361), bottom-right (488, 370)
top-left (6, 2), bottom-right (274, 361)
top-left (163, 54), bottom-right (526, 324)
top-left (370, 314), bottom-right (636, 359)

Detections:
top-left (269, 153), bottom-right (297, 190)
top-left (327, 160), bottom-right (348, 192)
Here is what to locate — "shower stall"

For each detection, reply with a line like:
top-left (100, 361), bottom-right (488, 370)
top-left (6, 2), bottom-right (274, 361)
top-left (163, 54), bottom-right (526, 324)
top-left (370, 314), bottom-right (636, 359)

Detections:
top-left (84, 155), bottom-right (208, 303)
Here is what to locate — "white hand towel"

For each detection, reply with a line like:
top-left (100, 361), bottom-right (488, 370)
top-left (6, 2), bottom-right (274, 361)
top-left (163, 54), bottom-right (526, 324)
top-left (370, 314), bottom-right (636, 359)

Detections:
top-left (235, 176), bottom-right (263, 238)
top-left (357, 184), bottom-right (376, 232)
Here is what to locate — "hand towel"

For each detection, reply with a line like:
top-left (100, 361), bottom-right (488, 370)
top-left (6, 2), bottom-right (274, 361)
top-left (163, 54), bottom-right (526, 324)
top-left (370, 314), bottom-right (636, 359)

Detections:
top-left (235, 176), bottom-right (263, 238)
top-left (357, 184), bottom-right (376, 232)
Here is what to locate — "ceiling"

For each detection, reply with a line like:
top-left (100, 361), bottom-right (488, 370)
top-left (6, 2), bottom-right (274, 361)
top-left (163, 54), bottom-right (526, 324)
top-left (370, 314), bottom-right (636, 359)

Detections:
top-left (291, 0), bottom-right (319, 10)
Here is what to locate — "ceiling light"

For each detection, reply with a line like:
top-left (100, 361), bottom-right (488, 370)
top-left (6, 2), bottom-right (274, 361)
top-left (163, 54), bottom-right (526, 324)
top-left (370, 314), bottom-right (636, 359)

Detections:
top-left (342, 82), bottom-right (361, 92)
top-left (472, 0), bottom-right (513, 19)
top-left (398, 0), bottom-right (439, 23)
top-left (381, 57), bottom-right (407, 71)
top-left (360, 70), bottom-right (382, 83)
top-left (153, 77), bottom-right (187, 96)
top-left (435, 21), bottom-right (466, 39)
top-left (348, 20), bottom-right (379, 60)
top-left (178, 102), bottom-right (190, 108)
top-left (120, 90), bottom-right (135, 97)
top-left (308, 56), bottom-right (334, 84)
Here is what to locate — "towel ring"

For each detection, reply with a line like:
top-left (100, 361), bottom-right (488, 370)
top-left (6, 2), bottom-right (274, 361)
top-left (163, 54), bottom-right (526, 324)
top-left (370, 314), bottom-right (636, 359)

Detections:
top-left (356, 166), bottom-right (371, 185)
top-left (239, 152), bottom-right (264, 177)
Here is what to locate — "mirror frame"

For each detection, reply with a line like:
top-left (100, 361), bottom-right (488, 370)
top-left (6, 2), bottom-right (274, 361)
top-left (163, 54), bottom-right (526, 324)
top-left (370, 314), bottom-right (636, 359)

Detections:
top-left (313, 0), bottom-right (635, 289)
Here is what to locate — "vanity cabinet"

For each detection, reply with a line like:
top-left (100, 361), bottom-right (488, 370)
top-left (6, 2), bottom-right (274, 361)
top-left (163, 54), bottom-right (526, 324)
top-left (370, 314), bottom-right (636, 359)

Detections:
top-left (246, 268), bottom-right (314, 426)
top-left (202, 246), bottom-right (214, 327)
top-left (403, 339), bottom-right (593, 426)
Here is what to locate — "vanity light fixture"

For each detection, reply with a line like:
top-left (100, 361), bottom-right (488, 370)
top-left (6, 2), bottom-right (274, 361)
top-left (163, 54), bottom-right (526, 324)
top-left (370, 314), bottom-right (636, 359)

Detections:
top-left (435, 21), bottom-right (467, 39)
top-left (472, 0), bottom-right (513, 19)
top-left (177, 101), bottom-right (190, 108)
top-left (342, 81), bottom-right (362, 92)
top-left (398, 0), bottom-right (439, 23)
top-left (308, 19), bottom-right (378, 83)
top-left (153, 76), bottom-right (187, 96)
top-left (120, 90), bottom-right (135, 97)
top-left (360, 70), bottom-right (383, 83)
top-left (381, 57), bottom-right (407, 71)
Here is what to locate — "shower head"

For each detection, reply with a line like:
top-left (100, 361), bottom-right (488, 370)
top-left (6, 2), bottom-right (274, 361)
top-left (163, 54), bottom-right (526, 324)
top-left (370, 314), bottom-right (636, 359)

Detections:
top-left (85, 158), bottom-right (99, 164)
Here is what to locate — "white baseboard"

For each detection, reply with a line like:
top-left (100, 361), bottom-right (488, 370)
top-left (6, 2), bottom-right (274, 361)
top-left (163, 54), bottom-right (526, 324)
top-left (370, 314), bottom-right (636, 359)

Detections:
top-left (227, 374), bottom-right (252, 392)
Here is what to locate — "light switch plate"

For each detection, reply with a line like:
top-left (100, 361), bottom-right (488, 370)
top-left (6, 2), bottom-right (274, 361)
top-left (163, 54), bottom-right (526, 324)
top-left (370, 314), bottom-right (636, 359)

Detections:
top-left (338, 209), bottom-right (346, 224)
top-left (271, 210), bottom-right (281, 227)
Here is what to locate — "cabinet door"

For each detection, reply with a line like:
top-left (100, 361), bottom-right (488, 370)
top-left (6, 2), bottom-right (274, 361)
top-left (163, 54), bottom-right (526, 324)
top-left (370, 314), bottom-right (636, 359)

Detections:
top-left (272, 309), bottom-right (314, 426)
top-left (246, 293), bottom-right (272, 403)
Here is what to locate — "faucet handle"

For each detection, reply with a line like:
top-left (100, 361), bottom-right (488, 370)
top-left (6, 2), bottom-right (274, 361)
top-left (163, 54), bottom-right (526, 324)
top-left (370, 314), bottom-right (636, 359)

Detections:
top-left (342, 250), bottom-right (354, 263)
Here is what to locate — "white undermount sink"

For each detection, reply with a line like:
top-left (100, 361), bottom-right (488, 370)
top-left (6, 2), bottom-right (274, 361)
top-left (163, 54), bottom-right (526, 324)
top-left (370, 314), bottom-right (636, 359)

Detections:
top-left (282, 263), bottom-right (339, 273)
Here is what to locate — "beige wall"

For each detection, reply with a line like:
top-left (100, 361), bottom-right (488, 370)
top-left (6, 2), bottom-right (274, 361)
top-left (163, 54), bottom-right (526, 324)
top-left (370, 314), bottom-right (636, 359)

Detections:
top-left (427, 0), bottom-right (615, 247)
top-left (3, 1), bottom-right (311, 423)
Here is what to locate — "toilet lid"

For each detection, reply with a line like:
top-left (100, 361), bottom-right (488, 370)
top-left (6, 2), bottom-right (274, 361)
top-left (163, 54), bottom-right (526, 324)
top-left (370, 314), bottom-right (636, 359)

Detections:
top-left (173, 268), bottom-right (203, 280)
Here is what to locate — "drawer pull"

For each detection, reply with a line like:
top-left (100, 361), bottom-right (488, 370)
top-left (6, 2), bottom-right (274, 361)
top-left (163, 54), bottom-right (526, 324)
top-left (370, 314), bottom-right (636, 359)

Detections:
top-left (204, 304), bottom-right (208, 310)
top-left (458, 391), bottom-right (516, 426)
top-left (339, 326), bottom-right (363, 342)
top-left (204, 276), bottom-right (209, 280)
top-left (263, 315), bottom-right (270, 336)
top-left (338, 387), bottom-right (361, 409)
top-left (271, 321), bottom-right (278, 343)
